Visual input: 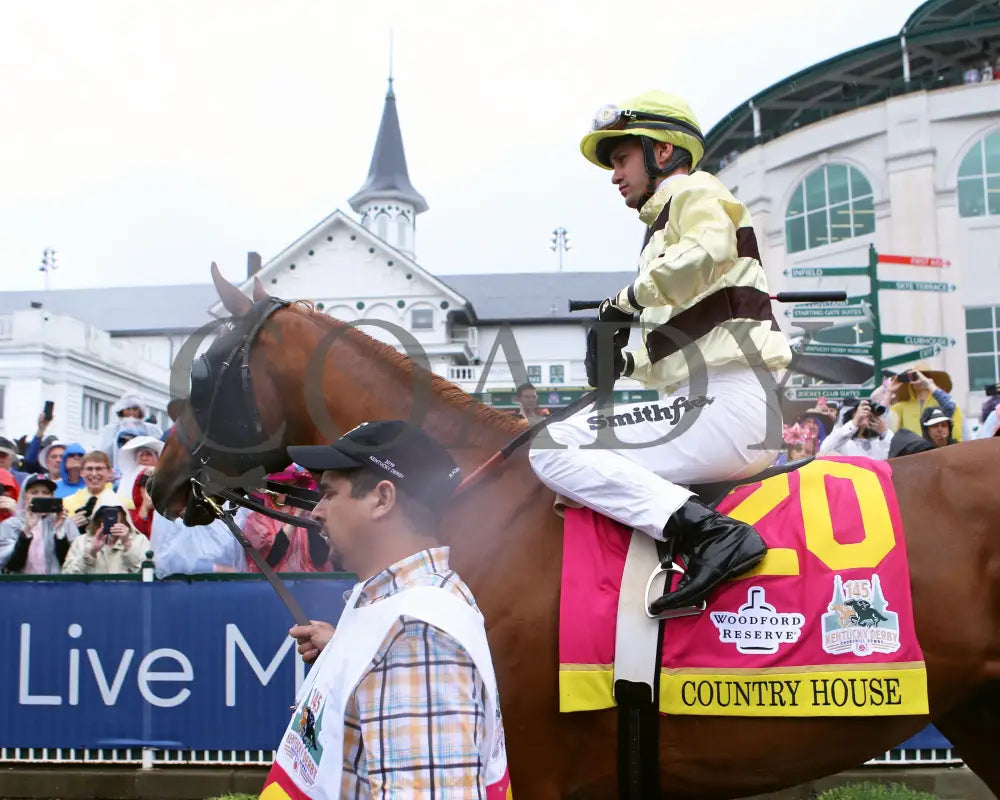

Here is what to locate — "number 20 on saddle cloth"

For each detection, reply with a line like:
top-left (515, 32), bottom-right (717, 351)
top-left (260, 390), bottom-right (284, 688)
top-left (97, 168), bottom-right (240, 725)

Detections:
top-left (558, 456), bottom-right (929, 717)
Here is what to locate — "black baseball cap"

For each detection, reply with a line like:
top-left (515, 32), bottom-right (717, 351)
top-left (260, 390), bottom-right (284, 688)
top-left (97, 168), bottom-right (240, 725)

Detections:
top-left (24, 474), bottom-right (57, 493)
top-left (287, 421), bottom-right (462, 507)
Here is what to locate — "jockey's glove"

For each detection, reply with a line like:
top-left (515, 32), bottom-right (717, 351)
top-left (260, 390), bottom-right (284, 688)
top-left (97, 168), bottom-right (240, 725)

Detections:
top-left (585, 326), bottom-right (631, 390)
top-left (598, 297), bottom-right (634, 325)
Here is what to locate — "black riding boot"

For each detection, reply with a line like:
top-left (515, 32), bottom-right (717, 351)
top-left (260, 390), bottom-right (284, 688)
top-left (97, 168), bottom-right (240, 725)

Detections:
top-left (649, 499), bottom-right (767, 615)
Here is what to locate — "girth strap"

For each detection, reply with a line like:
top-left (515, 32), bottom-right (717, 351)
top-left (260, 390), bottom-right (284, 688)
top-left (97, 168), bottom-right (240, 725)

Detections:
top-left (615, 537), bottom-right (670, 799)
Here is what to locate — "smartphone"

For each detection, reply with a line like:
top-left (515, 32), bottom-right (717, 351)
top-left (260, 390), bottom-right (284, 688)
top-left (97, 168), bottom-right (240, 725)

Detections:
top-left (896, 372), bottom-right (914, 384)
top-left (29, 496), bottom-right (63, 514)
top-left (42, 400), bottom-right (54, 421)
top-left (98, 507), bottom-right (120, 536)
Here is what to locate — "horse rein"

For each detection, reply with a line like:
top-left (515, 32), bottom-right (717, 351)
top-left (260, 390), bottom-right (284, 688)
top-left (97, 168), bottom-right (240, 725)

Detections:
top-left (453, 388), bottom-right (603, 497)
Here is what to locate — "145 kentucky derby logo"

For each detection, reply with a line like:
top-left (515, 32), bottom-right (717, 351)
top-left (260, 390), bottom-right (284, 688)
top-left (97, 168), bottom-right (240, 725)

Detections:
top-left (822, 574), bottom-right (900, 657)
top-left (710, 586), bottom-right (806, 654)
top-left (283, 686), bottom-right (327, 786)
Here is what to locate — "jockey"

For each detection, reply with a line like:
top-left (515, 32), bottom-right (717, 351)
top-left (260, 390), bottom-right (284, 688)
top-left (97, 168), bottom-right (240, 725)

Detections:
top-left (529, 90), bottom-right (792, 613)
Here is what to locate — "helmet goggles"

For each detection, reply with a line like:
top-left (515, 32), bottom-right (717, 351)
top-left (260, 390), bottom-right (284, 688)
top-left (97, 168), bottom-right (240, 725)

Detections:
top-left (591, 103), bottom-right (704, 142)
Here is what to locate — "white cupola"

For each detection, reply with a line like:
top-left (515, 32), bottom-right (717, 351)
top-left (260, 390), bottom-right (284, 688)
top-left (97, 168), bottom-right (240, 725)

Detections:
top-left (348, 78), bottom-right (428, 258)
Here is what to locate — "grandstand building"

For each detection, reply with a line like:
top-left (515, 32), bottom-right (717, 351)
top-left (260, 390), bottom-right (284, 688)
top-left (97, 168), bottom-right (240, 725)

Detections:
top-left (707, 0), bottom-right (1000, 422)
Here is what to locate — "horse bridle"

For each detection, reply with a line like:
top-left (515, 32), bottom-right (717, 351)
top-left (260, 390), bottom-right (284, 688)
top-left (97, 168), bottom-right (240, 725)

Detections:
top-left (185, 297), bottom-right (289, 479)
top-left (180, 297), bottom-right (317, 515)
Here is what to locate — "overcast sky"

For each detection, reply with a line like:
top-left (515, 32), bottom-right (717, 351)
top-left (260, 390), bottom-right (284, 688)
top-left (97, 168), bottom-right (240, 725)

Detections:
top-left (1, 0), bottom-right (920, 291)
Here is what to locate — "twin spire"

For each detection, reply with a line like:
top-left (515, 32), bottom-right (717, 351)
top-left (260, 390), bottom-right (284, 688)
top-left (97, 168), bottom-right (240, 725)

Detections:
top-left (349, 78), bottom-right (428, 216)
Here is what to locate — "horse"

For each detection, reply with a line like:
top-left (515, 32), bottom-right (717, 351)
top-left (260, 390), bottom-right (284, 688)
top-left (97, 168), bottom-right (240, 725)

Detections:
top-left (151, 266), bottom-right (1000, 800)
top-left (844, 599), bottom-right (889, 629)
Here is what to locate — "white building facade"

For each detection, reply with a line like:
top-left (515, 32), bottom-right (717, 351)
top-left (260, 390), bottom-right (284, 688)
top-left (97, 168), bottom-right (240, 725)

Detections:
top-left (0, 308), bottom-right (171, 450)
top-left (706, 0), bottom-right (1000, 422)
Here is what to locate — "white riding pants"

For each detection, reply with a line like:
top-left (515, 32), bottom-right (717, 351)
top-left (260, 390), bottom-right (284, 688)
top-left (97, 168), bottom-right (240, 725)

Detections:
top-left (528, 364), bottom-right (783, 540)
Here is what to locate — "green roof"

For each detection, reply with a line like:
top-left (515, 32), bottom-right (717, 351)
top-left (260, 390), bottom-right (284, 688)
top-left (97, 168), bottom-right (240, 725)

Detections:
top-left (704, 0), bottom-right (1000, 172)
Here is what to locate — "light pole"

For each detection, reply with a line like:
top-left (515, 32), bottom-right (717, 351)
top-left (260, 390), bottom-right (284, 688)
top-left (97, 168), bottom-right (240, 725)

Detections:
top-left (549, 227), bottom-right (571, 271)
top-left (39, 248), bottom-right (58, 291)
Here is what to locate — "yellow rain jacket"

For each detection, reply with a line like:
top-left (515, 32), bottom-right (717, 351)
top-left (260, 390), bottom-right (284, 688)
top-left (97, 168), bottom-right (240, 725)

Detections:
top-left (611, 171), bottom-right (792, 392)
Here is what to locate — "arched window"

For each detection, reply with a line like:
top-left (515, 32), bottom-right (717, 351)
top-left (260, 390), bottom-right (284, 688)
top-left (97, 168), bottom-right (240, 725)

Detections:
top-left (785, 165), bottom-right (875, 253)
top-left (957, 130), bottom-right (1000, 218)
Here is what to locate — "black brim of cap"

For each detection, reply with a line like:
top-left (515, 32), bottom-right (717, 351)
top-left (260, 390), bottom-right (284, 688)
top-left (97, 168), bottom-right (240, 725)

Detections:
top-left (287, 444), bottom-right (364, 472)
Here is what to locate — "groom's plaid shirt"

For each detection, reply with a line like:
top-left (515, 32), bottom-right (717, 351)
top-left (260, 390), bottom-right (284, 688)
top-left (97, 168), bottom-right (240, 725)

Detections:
top-left (341, 547), bottom-right (490, 799)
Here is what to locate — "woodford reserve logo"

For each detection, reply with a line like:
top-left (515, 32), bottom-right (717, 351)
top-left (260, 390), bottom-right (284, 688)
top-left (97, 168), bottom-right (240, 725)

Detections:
top-left (710, 586), bottom-right (805, 654)
top-left (822, 574), bottom-right (901, 657)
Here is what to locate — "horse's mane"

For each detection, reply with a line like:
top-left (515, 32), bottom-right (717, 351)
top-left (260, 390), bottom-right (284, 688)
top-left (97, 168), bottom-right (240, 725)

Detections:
top-left (287, 301), bottom-right (526, 436)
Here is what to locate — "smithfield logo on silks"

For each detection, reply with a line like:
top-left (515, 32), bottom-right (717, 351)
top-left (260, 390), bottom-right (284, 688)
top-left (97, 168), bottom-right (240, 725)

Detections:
top-left (283, 686), bottom-right (327, 785)
top-left (822, 574), bottom-right (900, 657)
top-left (586, 395), bottom-right (715, 431)
top-left (710, 586), bottom-right (805, 654)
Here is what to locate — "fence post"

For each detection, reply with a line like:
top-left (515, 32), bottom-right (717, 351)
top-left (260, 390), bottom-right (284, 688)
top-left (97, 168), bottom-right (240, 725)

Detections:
top-left (142, 550), bottom-right (155, 769)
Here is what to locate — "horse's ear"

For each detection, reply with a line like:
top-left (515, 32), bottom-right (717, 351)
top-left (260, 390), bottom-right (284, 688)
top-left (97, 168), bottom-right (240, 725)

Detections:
top-left (211, 262), bottom-right (253, 317)
top-left (167, 398), bottom-right (188, 422)
top-left (252, 276), bottom-right (270, 303)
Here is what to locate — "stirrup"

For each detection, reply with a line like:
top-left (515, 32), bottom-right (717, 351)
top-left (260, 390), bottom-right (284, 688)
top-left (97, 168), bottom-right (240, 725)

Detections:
top-left (643, 562), bottom-right (707, 620)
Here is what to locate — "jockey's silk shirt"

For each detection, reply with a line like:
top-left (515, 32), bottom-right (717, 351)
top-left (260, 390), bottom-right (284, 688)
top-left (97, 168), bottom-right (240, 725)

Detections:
top-left (611, 171), bottom-right (792, 393)
top-left (263, 547), bottom-right (510, 799)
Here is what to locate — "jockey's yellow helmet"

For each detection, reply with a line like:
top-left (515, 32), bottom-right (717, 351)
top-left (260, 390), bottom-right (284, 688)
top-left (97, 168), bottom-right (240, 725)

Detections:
top-left (580, 90), bottom-right (705, 171)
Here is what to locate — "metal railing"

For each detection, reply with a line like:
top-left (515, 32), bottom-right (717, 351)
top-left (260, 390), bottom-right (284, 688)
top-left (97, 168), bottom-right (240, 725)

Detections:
top-left (0, 746), bottom-right (962, 769)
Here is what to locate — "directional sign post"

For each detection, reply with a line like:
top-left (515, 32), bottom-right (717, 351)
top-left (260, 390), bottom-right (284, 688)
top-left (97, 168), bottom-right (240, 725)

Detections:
top-left (877, 280), bottom-right (956, 293)
top-left (880, 334), bottom-right (954, 347)
top-left (784, 385), bottom-right (867, 401)
top-left (877, 253), bottom-right (950, 268)
top-left (798, 343), bottom-right (874, 357)
top-left (784, 266), bottom-right (870, 278)
top-left (787, 304), bottom-right (867, 319)
top-left (881, 345), bottom-right (941, 370)
top-left (783, 244), bottom-right (955, 391)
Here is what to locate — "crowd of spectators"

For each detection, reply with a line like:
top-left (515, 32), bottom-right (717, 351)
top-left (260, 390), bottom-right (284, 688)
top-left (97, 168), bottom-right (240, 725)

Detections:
top-left (0, 391), bottom-right (334, 579)
top-left (779, 364), bottom-right (998, 465)
top-left (1, 371), bottom-right (996, 578)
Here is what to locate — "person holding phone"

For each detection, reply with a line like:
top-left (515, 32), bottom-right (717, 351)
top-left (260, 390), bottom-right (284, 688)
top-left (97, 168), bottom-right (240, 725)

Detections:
top-left (61, 490), bottom-right (149, 575)
top-left (886, 364), bottom-right (967, 441)
top-left (22, 401), bottom-right (59, 475)
top-left (0, 474), bottom-right (78, 574)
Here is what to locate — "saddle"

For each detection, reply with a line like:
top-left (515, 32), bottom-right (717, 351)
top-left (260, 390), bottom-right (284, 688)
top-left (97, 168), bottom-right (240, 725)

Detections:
top-left (689, 455), bottom-right (814, 509)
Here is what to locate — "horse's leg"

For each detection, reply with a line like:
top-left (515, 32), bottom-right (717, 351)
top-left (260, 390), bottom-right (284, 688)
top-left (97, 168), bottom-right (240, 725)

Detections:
top-left (934, 681), bottom-right (1000, 798)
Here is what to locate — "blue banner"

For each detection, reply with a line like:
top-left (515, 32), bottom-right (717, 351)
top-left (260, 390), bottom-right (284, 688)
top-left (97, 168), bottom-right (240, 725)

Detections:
top-left (0, 576), bottom-right (353, 750)
top-left (0, 577), bottom-right (953, 752)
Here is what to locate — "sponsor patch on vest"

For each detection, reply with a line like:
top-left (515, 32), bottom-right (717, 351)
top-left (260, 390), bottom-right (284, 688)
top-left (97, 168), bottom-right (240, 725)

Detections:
top-left (282, 687), bottom-right (327, 786)
top-left (710, 586), bottom-right (805, 654)
top-left (822, 574), bottom-right (901, 657)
